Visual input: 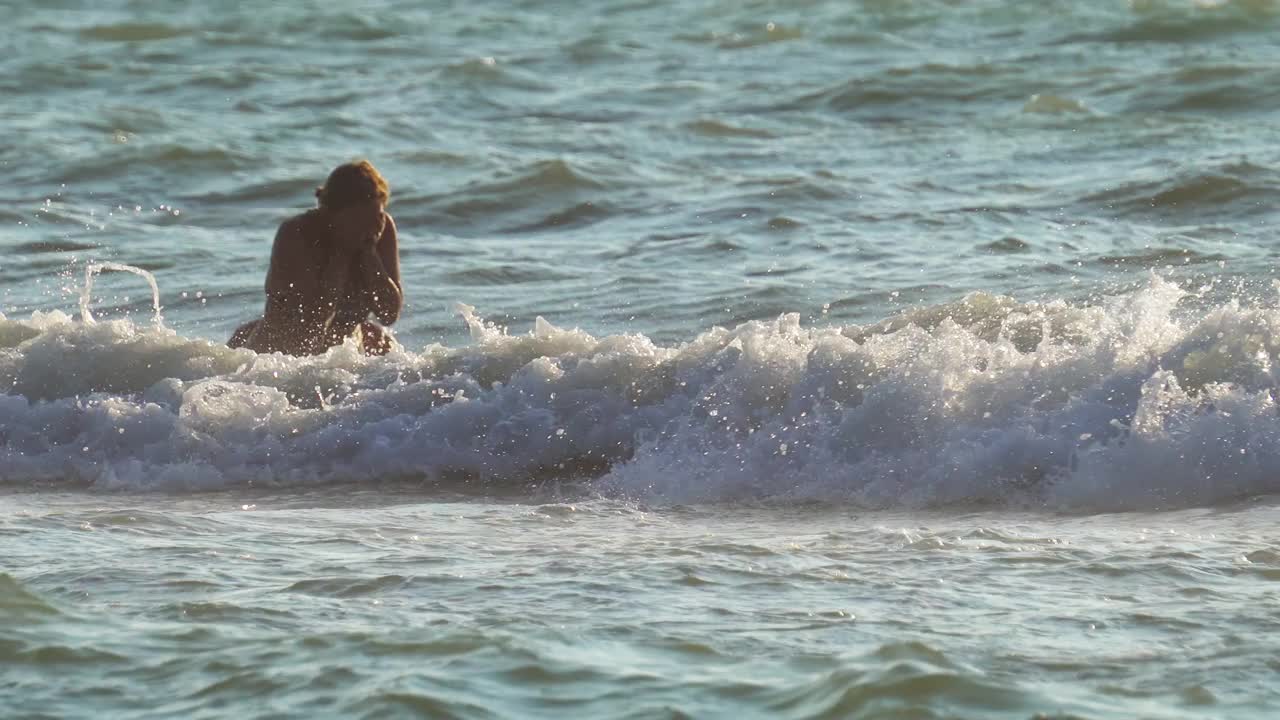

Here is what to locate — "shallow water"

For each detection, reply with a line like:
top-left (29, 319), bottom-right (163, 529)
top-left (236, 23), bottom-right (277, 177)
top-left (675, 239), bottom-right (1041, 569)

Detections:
top-left (7, 491), bottom-right (1280, 719)
top-left (5, 0), bottom-right (1280, 717)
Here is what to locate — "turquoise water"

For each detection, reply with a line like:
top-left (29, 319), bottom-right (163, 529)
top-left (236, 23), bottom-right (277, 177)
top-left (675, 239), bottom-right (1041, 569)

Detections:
top-left (4, 0), bottom-right (1280, 717)
top-left (7, 492), bottom-right (1280, 719)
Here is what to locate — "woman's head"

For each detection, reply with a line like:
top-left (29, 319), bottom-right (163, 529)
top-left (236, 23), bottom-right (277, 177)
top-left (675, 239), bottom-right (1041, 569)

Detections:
top-left (316, 160), bottom-right (390, 211)
top-left (316, 160), bottom-right (390, 247)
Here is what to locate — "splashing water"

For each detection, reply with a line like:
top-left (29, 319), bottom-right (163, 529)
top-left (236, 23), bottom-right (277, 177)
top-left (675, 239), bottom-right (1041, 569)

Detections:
top-left (79, 262), bottom-right (163, 326)
top-left (3, 273), bottom-right (1280, 510)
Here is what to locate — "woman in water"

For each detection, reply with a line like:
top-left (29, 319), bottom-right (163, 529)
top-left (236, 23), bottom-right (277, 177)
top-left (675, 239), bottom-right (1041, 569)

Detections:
top-left (228, 160), bottom-right (402, 356)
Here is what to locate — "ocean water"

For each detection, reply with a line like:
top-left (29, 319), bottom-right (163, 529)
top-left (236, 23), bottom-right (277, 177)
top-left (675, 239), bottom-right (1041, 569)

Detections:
top-left (4, 0), bottom-right (1280, 717)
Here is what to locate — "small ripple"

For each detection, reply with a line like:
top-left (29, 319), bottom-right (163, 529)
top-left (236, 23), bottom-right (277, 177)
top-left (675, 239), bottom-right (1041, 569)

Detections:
top-left (685, 119), bottom-right (776, 139)
top-left (428, 159), bottom-right (612, 225)
top-left (503, 201), bottom-right (615, 233)
top-left (676, 571), bottom-right (716, 587)
top-left (443, 264), bottom-right (578, 286)
top-left (79, 23), bottom-right (191, 43)
top-left (978, 237), bottom-right (1032, 254)
top-left (677, 23), bottom-right (804, 50)
top-left (1127, 612), bottom-right (1206, 631)
top-left (187, 177), bottom-right (317, 206)
top-left (1081, 161), bottom-right (1277, 216)
top-left (362, 634), bottom-right (492, 657)
top-left (702, 238), bottom-right (744, 253)
top-left (1022, 93), bottom-right (1092, 115)
top-left (561, 35), bottom-right (632, 64)
top-left (692, 542), bottom-right (779, 557)
top-left (745, 264), bottom-right (809, 278)
top-left (391, 148), bottom-right (473, 166)
top-left (357, 691), bottom-right (490, 719)
top-left (276, 13), bottom-right (403, 42)
top-left (497, 662), bottom-right (601, 684)
top-left (1180, 684), bottom-right (1218, 706)
top-left (1059, 10), bottom-right (1277, 46)
top-left (763, 642), bottom-right (1024, 719)
top-left (189, 671), bottom-right (287, 700)
top-left (1090, 248), bottom-right (1227, 269)
top-left (13, 240), bottom-right (98, 254)
top-left (146, 67), bottom-right (264, 93)
top-left (51, 144), bottom-right (254, 184)
top-left (1126, 66), bottom-right (1280, 113)
top-left (81, 104), bottom-right (174, 135)
top-left (766, 216), bottom-right (805, 231)
top-left (284, 575), bottom-right (411, 598)
top-left (774, 62), bottom-right (1025, 116)
top-left (275, 91), bottom-right (363, 109)
top-left (161, 601), bottom-right (299, 624)
top-left (437, 57), bottom-right (553, 92)
top-left (2, 641), bottom-right (126, 665)
top-left (1241, 548), bottom-right (1280, 564)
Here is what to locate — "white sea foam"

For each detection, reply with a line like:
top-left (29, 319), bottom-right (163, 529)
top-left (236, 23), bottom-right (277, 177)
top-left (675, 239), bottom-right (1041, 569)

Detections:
top-left (2, 275), bottom-right (1280, 510)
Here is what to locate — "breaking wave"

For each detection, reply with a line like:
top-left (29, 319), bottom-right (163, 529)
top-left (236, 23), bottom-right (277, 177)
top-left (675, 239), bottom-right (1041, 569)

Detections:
top-left (3, 274), bottom-right (1280, 511)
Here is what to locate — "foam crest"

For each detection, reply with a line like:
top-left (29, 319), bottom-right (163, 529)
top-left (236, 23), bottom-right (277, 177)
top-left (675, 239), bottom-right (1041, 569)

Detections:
top-left (601, 276), bottom-right (1280, 510)
top-left (3, 277), bottom-right (1280, 510)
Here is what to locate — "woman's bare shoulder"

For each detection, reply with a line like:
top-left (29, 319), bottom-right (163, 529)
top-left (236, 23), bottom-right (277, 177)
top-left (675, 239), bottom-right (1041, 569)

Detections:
top-left (274, 211), bottom-right (319, 249)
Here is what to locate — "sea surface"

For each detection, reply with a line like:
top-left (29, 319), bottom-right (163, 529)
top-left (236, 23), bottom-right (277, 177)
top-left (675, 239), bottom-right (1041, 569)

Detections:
top-left (4, 0), bottom-right (1280, 717)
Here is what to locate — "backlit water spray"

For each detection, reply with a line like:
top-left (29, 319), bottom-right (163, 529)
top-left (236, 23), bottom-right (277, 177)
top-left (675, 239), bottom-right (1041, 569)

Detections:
top-left (79, 261), bottom-right (163, 326)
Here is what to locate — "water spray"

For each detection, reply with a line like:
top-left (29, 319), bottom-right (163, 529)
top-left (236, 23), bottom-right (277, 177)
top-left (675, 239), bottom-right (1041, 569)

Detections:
top-left (80, 261), bottom-right (163, 326)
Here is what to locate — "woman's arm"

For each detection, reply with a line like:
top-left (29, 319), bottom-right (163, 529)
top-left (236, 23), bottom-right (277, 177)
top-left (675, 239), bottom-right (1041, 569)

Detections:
top-left (355, 214), bottom-right (403, 325)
